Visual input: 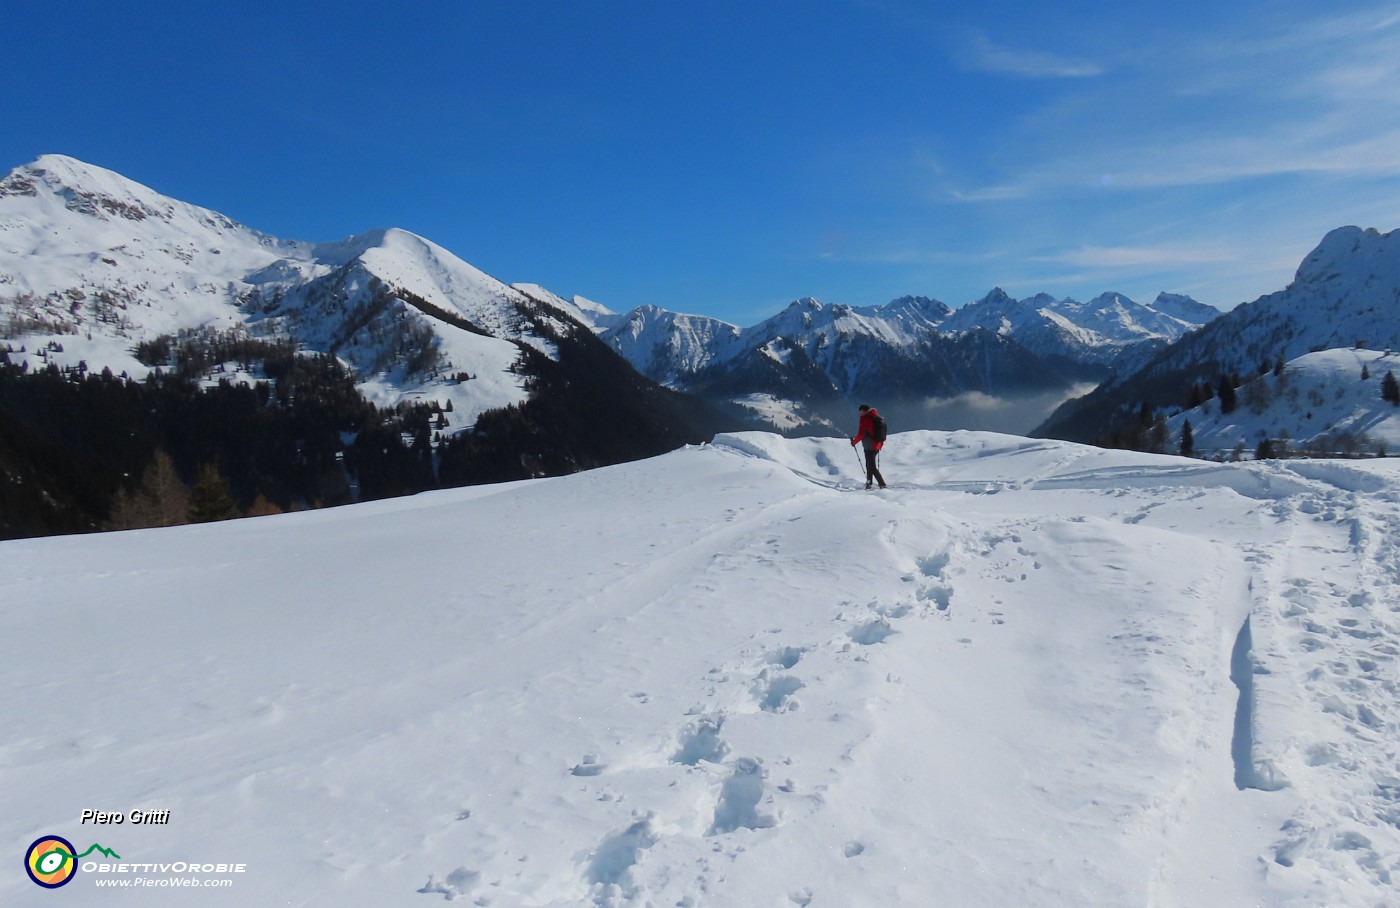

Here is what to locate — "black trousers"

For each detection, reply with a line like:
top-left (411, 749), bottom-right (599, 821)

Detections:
top-left (863, 447), bottom-right (886, 487)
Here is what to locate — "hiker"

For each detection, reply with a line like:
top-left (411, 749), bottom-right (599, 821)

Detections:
top-left (850, 403), bottom-right (887, 490)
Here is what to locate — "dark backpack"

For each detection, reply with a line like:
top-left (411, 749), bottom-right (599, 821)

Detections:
top-left (871, 412), bottom-right (888, 443)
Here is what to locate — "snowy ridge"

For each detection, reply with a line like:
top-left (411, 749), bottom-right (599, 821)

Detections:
top-left (5, 431), bottom-right (1398, 905)
top-left (514, 284), bottom-right (628, 333)
top-left (0, 155), bottom-right (587, 429)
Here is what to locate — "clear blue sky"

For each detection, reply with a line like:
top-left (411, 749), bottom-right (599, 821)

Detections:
top-left (5, 1), bottom-right (1398, 324)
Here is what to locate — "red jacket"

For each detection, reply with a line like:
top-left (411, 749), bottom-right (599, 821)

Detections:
top-left (852, 409), bottom-right (883, 450)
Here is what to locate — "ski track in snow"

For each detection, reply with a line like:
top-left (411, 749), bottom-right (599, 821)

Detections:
top-left (5, 431), bottom-right (1400, 906)
top-left (1237, 465), bottom-right (1400, 899)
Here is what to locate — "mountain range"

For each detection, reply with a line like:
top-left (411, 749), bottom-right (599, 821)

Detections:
top-left (0, 153), bottom-right (1220, 449)
top-left (551, 285), bottom-right (1219, 432)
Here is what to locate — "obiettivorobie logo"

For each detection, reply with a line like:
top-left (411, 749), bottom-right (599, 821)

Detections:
top-left (24, 836), bottom-right (120, 889)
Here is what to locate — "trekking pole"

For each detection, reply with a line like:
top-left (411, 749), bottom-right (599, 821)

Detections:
top-left (852, 443), bottom-right (864, 479)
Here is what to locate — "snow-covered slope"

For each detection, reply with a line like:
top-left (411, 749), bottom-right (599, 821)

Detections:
top-left (1171, 347), bottom-right (1400, 456)
top-left (5, 432), bottom-right (1398, 905)
top-left (513, 284), bottom-right (628, 334)
top-left (0, 155), bottom-right (584, 427)
top-left (0, 155), bottom-right (306, 337)
top-left (1160, 226), bottom-right (1400, 372)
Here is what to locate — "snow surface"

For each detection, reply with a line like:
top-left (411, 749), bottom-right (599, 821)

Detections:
top-left (729, 393), bottom-right (837, 433)
top-left (5, 432), bottom-right (1400, 906)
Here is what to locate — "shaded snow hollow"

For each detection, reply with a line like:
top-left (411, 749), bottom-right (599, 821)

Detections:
top-left (4, 431), bottom-right (1400, 906)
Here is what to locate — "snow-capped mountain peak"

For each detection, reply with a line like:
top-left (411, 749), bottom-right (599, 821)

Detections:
top-left (1, 154), bottom-right (287, 255)
top-left (1150, 291), bottom-right (1220, 324)
top-left (937, 286), bottom-right (1216, 371)
top-left (1294, 225), bottom-right (1400, 287)
top-left (7, 153), bottom-right (180, 221)
top-left (0, 155), bottom-right (596, 430)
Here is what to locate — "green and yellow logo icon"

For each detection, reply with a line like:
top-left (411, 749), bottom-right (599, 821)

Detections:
top-left (24, 836), bottom-right (120, 889)
top-left (25, 836), bottom-right (77, 889)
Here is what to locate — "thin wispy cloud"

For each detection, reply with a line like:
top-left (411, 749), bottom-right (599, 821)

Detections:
top-left (957, 32), bottom-right (1104, 79)
top-left (1042, 244), bottom-right (1238, 269)
top-left (942, 8), bottom-right (1400, 202)
top-left (837, 3), bottom-right (1400, 312)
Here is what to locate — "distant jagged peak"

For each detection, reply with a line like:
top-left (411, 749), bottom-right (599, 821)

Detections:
top-left (628, 302), bottom-right (722, 323)
top-left (960, 287), bottom-right (1216, 324)
top-left (976, 286), bottom-right (1018, 307)
top-left (884, 294), bottom-right (952, 321)
top-left (1149, 291), bottom-right (1218, 323)
top-left (1084, 290), bottom-right (1136, 310)
top-left (950, 287), bottom-right (1045, 324)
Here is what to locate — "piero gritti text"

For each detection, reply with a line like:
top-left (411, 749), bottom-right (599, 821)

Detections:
top-left (81, 808), bottom-right (171, 825)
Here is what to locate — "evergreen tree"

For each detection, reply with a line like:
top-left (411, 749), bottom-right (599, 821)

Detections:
top-left (1179, 420), bottom-right (1194, 458)
top-left (188, 464), bottom-right (240, 523)
top-left (1218, 376), bottom-right (1238, 415)
top-left (1148, 413), bottom-right (1169, 454)
top-left (1255, 438), bottom-right (1276, 461)
top-left (1362, 363), bottom-right (1371, 380)
top-left (1383, 370), bottom-right (1400, 406)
